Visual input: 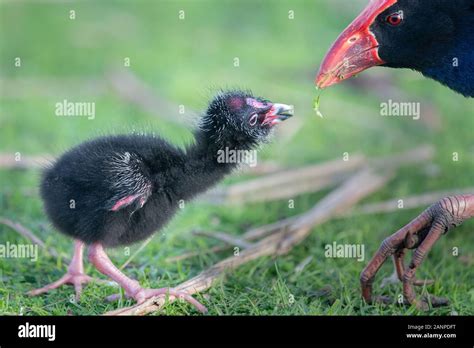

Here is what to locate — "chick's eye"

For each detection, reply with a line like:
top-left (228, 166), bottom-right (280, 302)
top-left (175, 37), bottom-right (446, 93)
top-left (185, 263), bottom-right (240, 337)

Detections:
top-left (249, 114), bottom-right (258, 126)
top-left (386, 11), bottom-right (404, 26)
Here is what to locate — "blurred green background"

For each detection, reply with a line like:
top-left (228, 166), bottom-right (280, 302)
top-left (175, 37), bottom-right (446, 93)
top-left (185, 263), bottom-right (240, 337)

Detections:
top-left (0, 0), bottom-right (473, 315)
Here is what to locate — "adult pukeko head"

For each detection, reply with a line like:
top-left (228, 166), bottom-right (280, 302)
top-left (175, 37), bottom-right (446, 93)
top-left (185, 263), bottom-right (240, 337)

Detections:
top-left (316, 0), bottom-right (474, 97)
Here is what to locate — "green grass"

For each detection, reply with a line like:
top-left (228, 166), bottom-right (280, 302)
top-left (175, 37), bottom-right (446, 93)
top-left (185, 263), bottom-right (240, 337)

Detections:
top-left (0, 0), bottom-right (473, 316)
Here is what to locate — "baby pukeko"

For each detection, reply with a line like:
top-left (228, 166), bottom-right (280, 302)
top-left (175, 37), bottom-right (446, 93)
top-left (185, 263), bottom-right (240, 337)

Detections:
top-left (316, 0), bottom-right (474, 310)
top-left (29, 90), bottom-right (294, 313)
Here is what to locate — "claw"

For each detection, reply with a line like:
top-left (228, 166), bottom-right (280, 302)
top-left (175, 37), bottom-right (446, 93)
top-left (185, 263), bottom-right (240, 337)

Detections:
top-left (361, 195), bottom-right (474, 310)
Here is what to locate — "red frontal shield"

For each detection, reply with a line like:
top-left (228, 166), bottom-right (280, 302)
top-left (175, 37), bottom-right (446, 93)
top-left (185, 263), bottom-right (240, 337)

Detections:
top-left (316, 0), bottom-right (397, 89)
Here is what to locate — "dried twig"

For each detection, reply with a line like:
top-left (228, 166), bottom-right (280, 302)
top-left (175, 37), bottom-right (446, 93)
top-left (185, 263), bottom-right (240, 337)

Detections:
top-left (166, 215), bottom-right (303, 263)
top-left (105, 168), bottom-right (390, 315)
top-left (243, 215), bottom-right (299, 242)
top-left (0, 217), bottom-right (60, 258)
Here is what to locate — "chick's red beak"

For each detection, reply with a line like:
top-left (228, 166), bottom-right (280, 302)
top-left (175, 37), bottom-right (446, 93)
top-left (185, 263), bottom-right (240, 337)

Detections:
top-left (316, 0), bottom-right (397, 89)
top-left (262, 103), bottom-right (294, 127)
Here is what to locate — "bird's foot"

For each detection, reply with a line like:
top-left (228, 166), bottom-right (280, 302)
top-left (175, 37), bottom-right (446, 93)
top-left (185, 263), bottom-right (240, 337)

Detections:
top-left (88, 243), bottom-right (207, 314)
top-left (361, 195), bottom-right (474, 310)
top-left (107, 287), bottom-right (208, 313)
top-left (28, 272), bottom-right (97, 301)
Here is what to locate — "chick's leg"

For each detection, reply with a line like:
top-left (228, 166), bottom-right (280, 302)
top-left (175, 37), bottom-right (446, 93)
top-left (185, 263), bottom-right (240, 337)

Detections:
top-left (28, 240), bottom-right (95, 301)
top-left (88, 243), bottom-right (207, 313)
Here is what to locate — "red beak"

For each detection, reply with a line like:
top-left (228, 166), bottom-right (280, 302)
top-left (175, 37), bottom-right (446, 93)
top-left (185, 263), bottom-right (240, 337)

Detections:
top-left (316, 0), bottom-right (397, 89)
top-left (262, 103), bottom-right (294, 127)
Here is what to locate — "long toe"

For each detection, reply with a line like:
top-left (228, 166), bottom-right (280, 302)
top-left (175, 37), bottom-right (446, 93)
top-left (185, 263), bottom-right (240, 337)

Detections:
top-left (28, 274), bottom-right (72, 296)
top-left (28, 273), bottom-right (97, 300)
top-left (71, 274), bottom-right (96, 301)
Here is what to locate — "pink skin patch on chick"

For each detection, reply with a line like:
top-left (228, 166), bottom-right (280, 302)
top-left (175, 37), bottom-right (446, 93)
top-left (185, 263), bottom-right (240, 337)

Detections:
top-left (228, 97), bottom-right (245, 110)
top-left (245, 98), bottom-right (268, 109)
top-left (111, 194), bottom-right (142, 211)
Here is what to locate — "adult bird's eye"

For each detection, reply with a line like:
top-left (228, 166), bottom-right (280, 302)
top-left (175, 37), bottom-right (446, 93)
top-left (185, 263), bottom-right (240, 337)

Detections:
top-left (249, 114), bottom-right (258, 126)
top-left (386, 11), bottom-right (404, 26)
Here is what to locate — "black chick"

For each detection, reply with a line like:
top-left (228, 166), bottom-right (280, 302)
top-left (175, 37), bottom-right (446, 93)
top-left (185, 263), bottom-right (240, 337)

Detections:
top-left (29, 90), bottom-right (294, 313)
